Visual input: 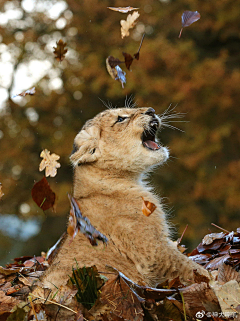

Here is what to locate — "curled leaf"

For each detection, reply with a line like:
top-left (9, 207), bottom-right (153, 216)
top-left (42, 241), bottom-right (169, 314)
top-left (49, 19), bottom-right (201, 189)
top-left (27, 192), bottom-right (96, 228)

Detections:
top-left (67, 194), bottom-right (108, 246)
top-left (106, 57), bottom-right (126, 88)
top-left (106, 56), bottom-right (123, 70)
top-left (39, 149), bottom-right (61, 177)
top-left (141, 197), bottom-right (156, 216)
top-left (12, 87), bottom-right (35, 98)
top-left (120, 11), bottom-right (140, 39)
top-left (53, 39), bottom-right (68, 61)
top-left (31, 176), bottom-right (56, 211)
top-left (108, 6), bottom-right (139, 13)
top-left (115, 66), bottom-right (126, 88)
top-left (179, 11), bottom-right (201, 38)
top-left (202, 232), bottom-right (226, 246)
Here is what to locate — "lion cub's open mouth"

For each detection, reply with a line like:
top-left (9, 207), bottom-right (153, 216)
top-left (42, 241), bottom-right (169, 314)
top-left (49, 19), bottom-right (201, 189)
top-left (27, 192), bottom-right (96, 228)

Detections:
top-left (142, 119), bottom-right (161, 151)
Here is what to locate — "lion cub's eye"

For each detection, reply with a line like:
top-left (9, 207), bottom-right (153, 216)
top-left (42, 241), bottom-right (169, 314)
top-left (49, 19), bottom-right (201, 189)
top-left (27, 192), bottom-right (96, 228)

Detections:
top-left (117, 116), bottom-right (127, 123)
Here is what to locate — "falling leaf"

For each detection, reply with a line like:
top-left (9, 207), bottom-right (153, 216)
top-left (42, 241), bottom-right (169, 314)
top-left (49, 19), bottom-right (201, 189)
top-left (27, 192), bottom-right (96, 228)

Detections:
top-left (31, 176), bottom-right (56, 211)
top-left (53, 39), bottom-right (68, 62)
top-left (106, 57), bottom-right (126, 88)
top-left (39, 149), bottom-right (61, 177)
top-left (0, 183), bottom-right (4, 200)
top-left (115, 66), bottom-right (126, 88)
top-left (122, 33), bottom-right (145, 70)
top-left (133, 32), bottom-right (145, 60)
top-left (141, 197), bottom-right (156, 216)
top-left (179, 11), bottom-right (201, 38)
top-left (120, 11), bottom-right (140, 39)
top-left (122, 52), bottom-right (134, 70)
top-left (67, 194), bottom-right (108, 246)
top-left (108, 6), bottom-right (139, 13)
top-left (12, 87), bottom-right (36, 98)
top-left (106, 56), bottom-right (123, 69)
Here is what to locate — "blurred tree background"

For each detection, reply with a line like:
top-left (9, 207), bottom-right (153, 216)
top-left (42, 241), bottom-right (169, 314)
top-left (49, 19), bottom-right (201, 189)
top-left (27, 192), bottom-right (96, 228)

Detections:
top-left (0, 0), bottom-right (240, 264)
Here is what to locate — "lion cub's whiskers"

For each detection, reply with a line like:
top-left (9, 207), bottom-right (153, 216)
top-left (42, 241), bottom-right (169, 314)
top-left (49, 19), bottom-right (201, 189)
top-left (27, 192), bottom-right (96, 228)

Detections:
top-left (125, 94), bottom-right (138, 109)
top-left (159, 104), bottom-right (187, 133)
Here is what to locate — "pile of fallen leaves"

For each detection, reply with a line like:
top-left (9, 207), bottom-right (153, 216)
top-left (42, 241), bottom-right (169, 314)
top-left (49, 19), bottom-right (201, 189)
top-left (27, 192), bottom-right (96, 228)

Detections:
top-left (1, 196), bottom-right (240, 321)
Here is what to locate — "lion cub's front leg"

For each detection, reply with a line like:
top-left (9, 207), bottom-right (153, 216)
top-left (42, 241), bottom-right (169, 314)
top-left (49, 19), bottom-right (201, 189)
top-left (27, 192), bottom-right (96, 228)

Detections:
top-left (113, 219), bottom-right (209, 286)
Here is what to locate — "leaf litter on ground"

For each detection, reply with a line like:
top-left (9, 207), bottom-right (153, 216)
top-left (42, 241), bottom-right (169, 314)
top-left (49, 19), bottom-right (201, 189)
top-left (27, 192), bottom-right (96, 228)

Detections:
top-left (1, 221), bottom-right (240, 320)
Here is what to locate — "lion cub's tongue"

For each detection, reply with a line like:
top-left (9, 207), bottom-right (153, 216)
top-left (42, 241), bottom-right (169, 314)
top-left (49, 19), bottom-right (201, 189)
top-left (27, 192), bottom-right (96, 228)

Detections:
top-left (144, 140), bottom-right (160, 150)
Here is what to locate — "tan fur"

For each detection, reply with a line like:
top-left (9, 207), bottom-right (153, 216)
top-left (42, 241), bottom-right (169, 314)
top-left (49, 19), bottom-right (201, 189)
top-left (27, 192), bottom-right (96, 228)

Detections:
top-left (42, 107), bottom-right (209, 289)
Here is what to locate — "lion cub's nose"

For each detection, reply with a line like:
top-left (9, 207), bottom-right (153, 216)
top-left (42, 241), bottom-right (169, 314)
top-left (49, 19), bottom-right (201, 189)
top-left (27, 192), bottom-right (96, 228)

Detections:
top-left (145, 108), bottom-right (156, 116)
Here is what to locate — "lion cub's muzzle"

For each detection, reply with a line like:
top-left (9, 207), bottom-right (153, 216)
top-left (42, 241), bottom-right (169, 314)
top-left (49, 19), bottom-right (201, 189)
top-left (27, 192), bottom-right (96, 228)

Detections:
top-left (142, 108), bottom-right (161, 151)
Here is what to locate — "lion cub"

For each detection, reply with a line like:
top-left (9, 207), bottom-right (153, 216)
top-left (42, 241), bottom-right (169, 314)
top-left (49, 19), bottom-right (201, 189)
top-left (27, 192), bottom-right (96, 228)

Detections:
top-left (42, 107), bottom-right (209, 289)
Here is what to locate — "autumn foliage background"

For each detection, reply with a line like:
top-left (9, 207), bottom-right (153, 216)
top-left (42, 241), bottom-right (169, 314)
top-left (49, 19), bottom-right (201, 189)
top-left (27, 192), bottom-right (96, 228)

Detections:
top-left (0, 0), bottom-right (240, 264)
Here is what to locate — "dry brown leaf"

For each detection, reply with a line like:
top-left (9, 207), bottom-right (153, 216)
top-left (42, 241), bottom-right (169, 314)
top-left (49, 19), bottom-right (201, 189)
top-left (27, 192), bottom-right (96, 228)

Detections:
top-left (100, 274), bottom-right (144, 321)
top-left (141, 197), bottom-right (156, 216)
top-left (147, 297), bottom-right (183, 321)
top-left (12, 87), bottom-right (36, 98)
top-left (181, 282), bottom-right (220, 317)
top-left (108, 6), bottom-right (139, 13)
top-left (193, 269), bottom-right (210, 284)
top-left (202, 232), bottom-right (226, 245)
top-left (31, 176), bottom-right (56, 211)
top-left (210, 280), bottom-right (240, 318)
top-left (120, 11), bottom-right (140, 38)
top-left (53, 39), bottom-right (68, 62)
top-left (39, 149), bottom-right (61, 177)
top-left (217, 261), bottom-right (240, 284)
top-left (0, 183), bottom-right (4, 200)
top-left (0, 290), bottom-right (21, 315)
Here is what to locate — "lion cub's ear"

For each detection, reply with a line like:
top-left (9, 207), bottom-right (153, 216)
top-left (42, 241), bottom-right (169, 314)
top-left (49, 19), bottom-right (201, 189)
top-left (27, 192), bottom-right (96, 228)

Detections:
top-left (70, 125), bottom-right (101, 166)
